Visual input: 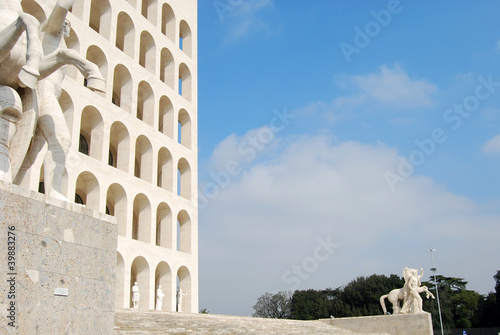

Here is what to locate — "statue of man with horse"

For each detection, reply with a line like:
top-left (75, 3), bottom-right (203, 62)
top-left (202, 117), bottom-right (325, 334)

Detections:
top-left (380, 267), bottom-right (435, 315)
top-left (0, 0), bottom-right (104, 200)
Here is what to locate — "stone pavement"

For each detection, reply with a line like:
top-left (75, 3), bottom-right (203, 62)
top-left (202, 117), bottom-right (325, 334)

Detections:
top-left (114, 310), bottom-right (389, 335)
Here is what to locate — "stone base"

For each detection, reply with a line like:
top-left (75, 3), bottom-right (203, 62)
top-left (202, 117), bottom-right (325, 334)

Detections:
top-left (114, 310), bottom-right (390, 334)
top-left (0, 182), bottom-right (117, 335)
top-left (320, 313), bottom-right (434, 335)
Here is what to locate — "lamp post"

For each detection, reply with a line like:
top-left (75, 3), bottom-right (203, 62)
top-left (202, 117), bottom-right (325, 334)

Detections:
top-left (428, 248), bottom-right (444, 335)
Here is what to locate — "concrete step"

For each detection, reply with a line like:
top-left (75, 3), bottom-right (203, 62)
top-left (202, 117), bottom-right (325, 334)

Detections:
top-left (114, 310), bottom-right (388, 335)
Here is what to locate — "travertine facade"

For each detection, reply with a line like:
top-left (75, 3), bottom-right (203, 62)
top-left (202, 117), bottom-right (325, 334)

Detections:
top-left (15, 0), bottom-right (198, 313)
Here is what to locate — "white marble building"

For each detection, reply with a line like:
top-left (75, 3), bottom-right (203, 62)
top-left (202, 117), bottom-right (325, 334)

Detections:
top-left (15, 0), bottom-right (198, 313)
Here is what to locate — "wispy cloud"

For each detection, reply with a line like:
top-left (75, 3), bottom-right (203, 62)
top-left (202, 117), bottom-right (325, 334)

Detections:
top-left (295, 64), bottom-right (439, 122)
top-left (344, 64), bottom-right (439, 108)
top-left (482, 134), bottom-right (500, 155)
top-left (219, 0), bottom-right (280, 44)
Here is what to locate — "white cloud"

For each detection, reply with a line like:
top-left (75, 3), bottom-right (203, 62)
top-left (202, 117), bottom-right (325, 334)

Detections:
top-left (346, 64), bottom-right (439, 108)
top-left (295, 64), bottom-right (439, 123)
top-left (219, 0), bottom-right (278, 44)
top-left (199, 133), bottom-right (500, 316)
top-left (208, 126), bottom-right (281, 172)
top-left (482, 134), bottom-right (500, 155)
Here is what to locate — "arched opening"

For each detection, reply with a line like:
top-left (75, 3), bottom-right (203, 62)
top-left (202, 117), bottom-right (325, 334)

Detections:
top-left (177, 158), bottom-right (191, 200)
top-left (161, 3), bottom-right (175, 41)
top-left (79, 106), bottom-right (104, 160)
top-left (178, 109), bottom-right (191, 149)
top-left (132, 193), bottom-right (151, 243)
top-left (86, 45), bottom-right (108, 86)
top-left (137, 81), bottom-right (154, 127)
top-left (109, 122), bottom-right (130, 172)
top-left (139, 31), bottom-right (156, 74)
top-left (176, 266), bottom-right (191, 313)
top-left (179, 20), bottom-right (192, 57)
top-left (141, 0), bottom-right (157, 26)
top-left (116, 252), bottom-right (125, 309)
top-left (160, 48), bottom-right (174, 89)
top-left (155, 262), bottom-right (172, 311)
top-left (130, 256), bottom-right (150, 309)
top-left (156, 202), bottom-right (172, 248)
top-left (158, 96), bottom-right (174, 138)
top-left (74, 172), bottom-right (100, 211)
top-left (178, 63), bottom-right (191, 101)
top-left (157, 147), bottom-right (173, 191)
top-left (112, 65), bottom-right (133, 113)
top-left (134, 136), bottom-right (153, 182)
top-left (176, 210), bottom-right (191, 254)
top-left (116, 12), bottom-right (135, 59)
top-left (89, 0), bottom-right (111, 40)
top-left (106, 183), bottom-right (127, 236)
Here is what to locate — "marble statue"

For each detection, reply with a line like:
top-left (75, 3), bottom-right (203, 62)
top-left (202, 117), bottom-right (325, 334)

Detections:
top-left (0, 0), bottom-right (42, 89)
top-left (177, 289), bottom-right (187, 312)
top-left (0, 0), bottom-right (41, 182)
top-left (132, 282), bottom-right (140, 309)
top-left (380, 267), bottom-right (435, 315)
top-left (156, 285), bottom-right (164, 311)
top-left (0, 0), bottom-right (105, 199)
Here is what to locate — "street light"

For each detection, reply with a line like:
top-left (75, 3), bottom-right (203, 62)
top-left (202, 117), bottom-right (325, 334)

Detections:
top-left (428, 248), bottom-right (444, 335)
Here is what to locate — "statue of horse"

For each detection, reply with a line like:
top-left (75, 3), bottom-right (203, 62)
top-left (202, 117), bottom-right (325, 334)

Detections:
top-left (380, 284), bottom-right (435, 315)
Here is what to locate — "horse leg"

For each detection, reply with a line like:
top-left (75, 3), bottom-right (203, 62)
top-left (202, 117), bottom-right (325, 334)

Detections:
top-left (39, 49), bottom-right (105, 92)
top-left (390, 296), bottom-right (400, 314)
top-left (17, 13), bottom-right (42, 88)
top-left (380, 295), bottom-right (389, 315)
top-left (0, 15), bottom-right (27, 62)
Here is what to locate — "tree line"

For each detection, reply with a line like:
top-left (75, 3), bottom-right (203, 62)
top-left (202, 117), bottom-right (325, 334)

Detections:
top-left (252, 271), bottom-right (500, 329)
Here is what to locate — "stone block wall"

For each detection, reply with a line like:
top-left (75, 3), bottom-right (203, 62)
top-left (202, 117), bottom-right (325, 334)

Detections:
top-left (0, 183), bottom-right (117, 334)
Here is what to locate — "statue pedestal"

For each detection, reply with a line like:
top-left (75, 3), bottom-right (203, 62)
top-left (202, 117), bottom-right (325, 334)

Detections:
top-left (0, 182), bottom-right (117, 335)
top-left (320, 313), bottom-right (434, 335)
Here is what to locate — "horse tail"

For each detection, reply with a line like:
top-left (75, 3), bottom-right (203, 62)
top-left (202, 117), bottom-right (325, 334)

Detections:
top-left (380, 294), bottom-right (389, 315)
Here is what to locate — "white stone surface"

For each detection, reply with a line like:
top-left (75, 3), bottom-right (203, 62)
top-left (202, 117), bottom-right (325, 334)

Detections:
top-left (115, 310), bottom-right (391, 335)
top-left (321, 313), bottom-right (434, 335)
top-left (0, 182), bottom-right (117, 335)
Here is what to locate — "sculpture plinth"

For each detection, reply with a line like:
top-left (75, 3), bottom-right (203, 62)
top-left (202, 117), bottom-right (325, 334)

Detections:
top-left (0, 182), bottom-right (117, 335)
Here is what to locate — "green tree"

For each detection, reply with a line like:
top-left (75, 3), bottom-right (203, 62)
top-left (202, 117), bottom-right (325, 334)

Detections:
top-left (291, 289), bottom-right (329, 320)
top-left (252, 291), bottom-right (292, 319)
top-left (423, 275), bottom-right (484, 330)
top-left (479, 270), bottom-right (500, 326)
top-left (290, 274), bottom-right (405, 320)
top-left (335, 274), bottom-right (405, 317)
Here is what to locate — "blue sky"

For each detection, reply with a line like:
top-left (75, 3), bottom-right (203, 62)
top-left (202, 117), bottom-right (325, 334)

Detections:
top-left (197, 0), bottom-right (500, 316)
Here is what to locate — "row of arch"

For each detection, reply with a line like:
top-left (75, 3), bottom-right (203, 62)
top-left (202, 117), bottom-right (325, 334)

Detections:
top-left (80, 28), bottom-right (193, 101)
top-left (117, 253), bottom-right (194, 312)
top-left (78, 107), bottom-right (192, 192)
top-left (39, 169), bottom-right (193, 252)
top-left (59, 88), bottom-right (193, 194)
top-left (111, 63), bottom-right (193, 120)
top-left (71, 0), bottom-right (193, 57)
top-left (66, 38), bottom-right (193, 106)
